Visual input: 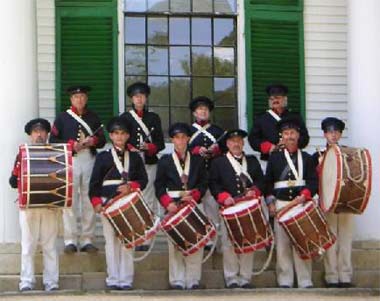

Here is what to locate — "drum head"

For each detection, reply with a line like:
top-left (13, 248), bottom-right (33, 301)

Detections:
top-left (166, 205), bottom-right (191, 225)
top-left (104, 192), bottom-right (137, 214)
top-left (278, 202), bottom-right (313, 223)
top-left (320, 146), bottom-right (341, 211)
top-left (221, 199), bottom-right (259, 215)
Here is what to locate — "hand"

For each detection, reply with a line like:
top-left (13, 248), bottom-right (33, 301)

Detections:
top-left (117, 184), bottom-right (131, 195)
top-left (94, 204), bottom-right (103, 213)
top-left (268, 203), bottom-right (276, 217)
top-left (167, 202), bottom-right (178, 213)
top-left (198, 146), bottom-right (208, 157)
top-left (245, 189), bottom-right (257, 198)
top-left (129, 145), bottom-right (140, 152)
top-left (73, 142), bottom-right (84, 153)
top-left (181, 195), bottom-right (194, 203)
top-left (269, 144), bottom-right (276, 153)
top-left (82, 136), bottom-right (95, 147)
top-left (296, 194), bottom-right (306, 204)
top-left (139, 142), bottom-right (148, 151)
top-left (224, 197), bottom-right (235, 206)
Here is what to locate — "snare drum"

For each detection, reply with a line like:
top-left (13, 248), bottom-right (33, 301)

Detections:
top-left (103, 191), bottom-right (160, 249)
top-left (220, 198), bottom-right (273, 254)
top-left (320, 145), bottom-right (372, 214)
top-left (277, 201), bottom-right (336, 260)
top-left (161, 203), bottom-right (216, 256)
top-left (18, 143), bottom-right (73, 208)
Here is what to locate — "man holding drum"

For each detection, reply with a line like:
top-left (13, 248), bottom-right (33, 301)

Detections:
top-left (265, 117), bottom-right (318, 288)
top-left (209, 129), bottom-right (264, 289)
top-left (313, 117), bottom-right (354, 288)
top-left (89, 117), bottom-right (148, 290)
top-left (9, 118), bottom-right (60, 291)
top-left (154, 123), bottom-right (207, 290)
top-left (50, 86), bottom-right (106, 254)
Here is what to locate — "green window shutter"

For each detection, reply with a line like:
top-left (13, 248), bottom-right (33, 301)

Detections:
top-left (56, 2), bottom-right (118, 124)
top-left (245, 1), bottom-right (305, 127)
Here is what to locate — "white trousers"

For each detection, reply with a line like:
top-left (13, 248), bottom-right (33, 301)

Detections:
top-left (101, 215), bottom-right (134, 286)
top-left (63, 150), bottom-right (96, 246)
top-left (324, 213), bottom-right (354, 283)
top-left (168, 240), bottom-right (204, 288)
top-left (220, 221), bottom-right (253, 286)
top-left (202, 190), bottom-right (220, 231)
top-left (19, 209), bottom-right (59, 289)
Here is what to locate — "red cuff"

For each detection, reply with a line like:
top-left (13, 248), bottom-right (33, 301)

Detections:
top-left (67, 139), bottom-right (76, 151)
top-left (91, 135), bottom-right (99, 146)
top-left (251, 186), bottom-right (262, 197)
top-left (211, 145), bottom-right (221, 157)
top-left (300, 188), bottom-right (312, 200)
top-left (217, 191), bottom-right (232, 206)
top-left (12, 162), bottom-right (20, 177)
top-left (191, 189), bottom-right (201, 203)
top-left (160, 194), bottom-right (174, 209)
top-left (91, 196), bottom-right (102, 207)
top-left (191, 146), bottom-right (202, 155)
top-left (260, 141), bottom-right (274, 154)
top-left (145, 143), bottom-right (158, 157)
top-left (51, 125), bottom-right (59, 136)
top-left (127, 143), bottom-right (136, 151)
top-left (128, 181), bottom-right (141, 191)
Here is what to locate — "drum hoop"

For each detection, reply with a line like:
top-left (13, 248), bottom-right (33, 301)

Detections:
top-left (181, 227), bottom-right (217, 257)
top-left (234, 236), bottom-right (273, 254)
top-left (123, 219), bottom-right (161, 248)
top-left (220, 199), bottom-right (260, 218)
top-left (277, 201), bottom-right (315, 225)
top-left (65, 143), bottom-right (73, 207)
top-left (298, 237), bottom-right (336, 260)
top-left (359, 149), bottom-right (372, 213)
top-left (105, 192), bottom-right (140, 217)
top-left (160, 203), bottom-right (194, 230)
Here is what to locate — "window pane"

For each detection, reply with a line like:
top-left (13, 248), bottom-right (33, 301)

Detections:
top-left (125, 17), bottom-right (146, 44)
top-left (170, 77), bottom-right (190, 106)
top-left (214, 47), bottom-right (235, 76)
top-left (148, 17), bottom-right (168, 45)
top-left (150, 106), bottom-right (170, 137)
top-left (125, 0), bottom-right (147, 12)
top-left (148, 0), bottom-right (169, 12)
top-left (170, 0), bottom-right (191, 12)
top-left (193, 77), bottom-right (212, 99)
top-left (214, 0), bottom-right (237, 14)
top-left (213, 107), bottom-right (237, 128)
top-left (214, 18), bottom-right (235, 46)
top-left (148, 76), bottom-right (169, 106)
top-left (125, 46), bottom-right (146, 75)
top-left (170, 107), bottom-right (192, 124)
top-left (170, 47), bottom-right (190, 76)
top-left (169, 18), bottom-right (190, 45)
top-left (125, 76), bottom-right (147, 106)
top-left (192, 18), bottom-right (211, 46)
top-left (148, 46), bottom-right (168, 75)
top-left (193, 0), bottom-right (212, 13)
top-left (214, 77), bottom-right (235, 106)
top-left (192, 47), bottom-right (212, 76)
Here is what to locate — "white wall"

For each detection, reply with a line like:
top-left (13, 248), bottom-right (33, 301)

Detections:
top-left (0, 0), bottom-right (38, 242)
top-left (347, 0), bottom-right (380, 241)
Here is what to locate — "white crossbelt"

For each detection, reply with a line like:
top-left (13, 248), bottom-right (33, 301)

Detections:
top-left (274, 180), bottom-right (306, 189)
top-left (102, 180), bottom-right (123, 187)
top-left (167, 190), bottom-right (188, 198)
top-left (66, 109), bottom-right (93, 135)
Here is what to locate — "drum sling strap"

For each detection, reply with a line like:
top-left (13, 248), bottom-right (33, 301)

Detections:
top-left (66, 109), bottom-right (93, 136)
top-left (189, 123), bottom-right (216, 145)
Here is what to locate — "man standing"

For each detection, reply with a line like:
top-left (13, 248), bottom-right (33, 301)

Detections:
top-left (265, 117), bottom-right (318, 288)
top-left (120, 82), bottom-right (165, 251)
top-left (50, 86), bottom-right (106, 254)
top-left (248, 84), bottom-right (309, 162)
top-left (10, 118), bottom-right (60, 291)
top-left (154, 123), bottom-right (207, 290)
top-left (313, 117), bottom-right (354, 288)
top-left (209, 129), bottom-right (264, 289)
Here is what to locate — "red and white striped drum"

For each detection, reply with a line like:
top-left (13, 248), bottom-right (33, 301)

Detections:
top-left (220, 197), bottom-right (273, 254)
top-left (18, 143), bottom-right (73, 208)
top-left (161, 202), bottom-right (216, 256)
top-left (277, 200), bottom-right (336, 260)
top-left (103, 191), bottom-right (160, 249)
top-left (319, 145), bottom-right (372, 214)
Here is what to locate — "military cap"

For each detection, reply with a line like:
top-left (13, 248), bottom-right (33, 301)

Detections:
top-left (225, 129), bottom-right (248, 140)
top-left (278, 116), bottom-right (301, 132)
top-left (189, 96), bottom-right (215, 112)
top-left (127, 82), bottom-right (150, 97)
top-left (24, 118), bottom-right (51, 135)
top-left (266, 84), bottom-right (288, 96)
top-left (107, 117), bottom-right (130, 133)
top-left (66, 85), bottom-right (91, 95)
top-left (169, 122), bottom-right (191, 138)
top-left (321, 117), bottom-right (345, 133)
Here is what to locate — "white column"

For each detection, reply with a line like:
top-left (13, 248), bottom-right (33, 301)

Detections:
top-left (347, 0), bottom-right (380, 240)
top-left (0, 0), bottom-right (38, 242)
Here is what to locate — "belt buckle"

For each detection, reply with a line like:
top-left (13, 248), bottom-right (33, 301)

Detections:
top-left (287, 180), bottom-right (296, 187)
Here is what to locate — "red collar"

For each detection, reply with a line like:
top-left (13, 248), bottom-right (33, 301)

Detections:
top-left (196, 120), bottom-right (209, 127)
top-left (70, 106), bottom-right (87, 116)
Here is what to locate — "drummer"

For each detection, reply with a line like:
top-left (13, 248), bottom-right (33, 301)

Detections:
top-left (89, 117), bottom-right (148, 290)
top-left (209, 129), bottom-right (264, 289)
top-left (265, 117), bottom-right (318, 288)
top-left (313, 117), bottom-right (354, 288)
top-left (154, 122), bottom-right (207, 290)
top-left (9, 118), bottom-right (60, 291)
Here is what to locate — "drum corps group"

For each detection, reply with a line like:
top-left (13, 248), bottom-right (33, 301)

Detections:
top-left (9, 82), bottom-right (371, 292)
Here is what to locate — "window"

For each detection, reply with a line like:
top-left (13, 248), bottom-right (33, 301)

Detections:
top-left (124, 0), bottom-right (238, 138)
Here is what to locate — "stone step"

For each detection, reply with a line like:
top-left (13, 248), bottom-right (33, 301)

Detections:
top-left (0, 270), bottom-right (379, 292)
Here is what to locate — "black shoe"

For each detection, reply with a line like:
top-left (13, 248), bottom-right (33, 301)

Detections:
top-left (226, 283), bottom-right (239, 289)
top-left (241, 283), bottom-right (255, 289)
top-left (326, 282), bottom-right (340, 288)
top-left (20, 286), bottom-right (32, 292)
top-left (80, 243), bottom-right (98, 253)
top-left (120, 285), bottom-right (133, 290)
top-left (64, 244), bottom-right (78, 254)
top-left (204, 245), bottom-right (212, 251)
top-left (304, 285), bottom-right (313, 289)
top-left (279, 285), bottom-right (291, 288)
top-left (170, 284), bottom-right (184, 290)
top-left (339, 282), bottom-right (354, 288)
top-left (189, 284), bottom-right (200, 290)
top-left (106, 285), bottom-right (120, 290)
top-left (135, 245), bottom-right (149, 251)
